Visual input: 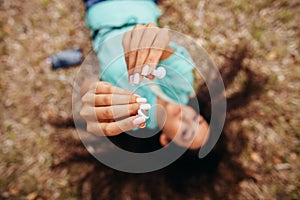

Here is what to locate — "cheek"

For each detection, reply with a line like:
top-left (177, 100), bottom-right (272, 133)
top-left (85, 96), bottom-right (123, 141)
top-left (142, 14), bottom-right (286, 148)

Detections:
top-left (163, 115), bottom-right (182, 138)
top-left (171, 119), bottom-right (181, 133)
top-left (155, 104), bottom-right (167, 129)
top-left (166, 103), bottom-right (181, 117)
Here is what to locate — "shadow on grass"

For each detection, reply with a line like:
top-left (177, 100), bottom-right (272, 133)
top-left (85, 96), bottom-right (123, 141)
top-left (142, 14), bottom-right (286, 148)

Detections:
top-left (49, 44), bottom-right (268, 199)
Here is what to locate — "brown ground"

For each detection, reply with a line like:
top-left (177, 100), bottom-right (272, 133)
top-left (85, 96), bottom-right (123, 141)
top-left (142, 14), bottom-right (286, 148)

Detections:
top-left (0, 0), bottom-right (299, 199)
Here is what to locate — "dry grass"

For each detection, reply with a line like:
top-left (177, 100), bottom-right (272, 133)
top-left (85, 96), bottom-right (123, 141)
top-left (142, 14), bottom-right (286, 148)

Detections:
top-left (0, 0), bottom-right (299, 199)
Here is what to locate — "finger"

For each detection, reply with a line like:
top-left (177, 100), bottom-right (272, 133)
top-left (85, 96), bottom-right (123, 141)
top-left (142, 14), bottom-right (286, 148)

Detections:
top-left (92, 94), bottom-right (146, 106)
top-left (136, 24), bottom-right (159, 77)
top-left (144, 48), bottom-right (164, 79)
top-left (128, 25), bottom-right (145, 77)
top-left (86, 115), bottom-right (146, 136)
top-left (145, 28), bottom-right (170, 77)
top-left (94, 103), bottom-right (141, 120)
top-left (90, 81), bottom-right (133, 95)
top-left (81, 103), bottom-right (141, 121)
top-left (122, 31), bottom-right (132, 70)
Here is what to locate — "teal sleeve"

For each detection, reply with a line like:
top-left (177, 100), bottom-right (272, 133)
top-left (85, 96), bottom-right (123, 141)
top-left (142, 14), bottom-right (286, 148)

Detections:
top-left (86, 0), bottom-right (161, 30)
top-left (155, 42), bottom-right (195, 105)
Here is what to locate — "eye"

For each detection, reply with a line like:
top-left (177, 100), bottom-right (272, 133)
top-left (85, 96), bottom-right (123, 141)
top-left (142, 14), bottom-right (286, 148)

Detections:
top-left (180, 129), bottom-right (195, 142)
top-left (181, 129), bottom-right (188, 138)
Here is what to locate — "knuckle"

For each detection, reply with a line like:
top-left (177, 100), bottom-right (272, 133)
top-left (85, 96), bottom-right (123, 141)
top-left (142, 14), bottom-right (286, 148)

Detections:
top-left (110, 86), bottom-right (119, 94)
top-left (104, 85), bottom-right (112, 94)
top-left (146, 56), bottom-right (157, 64)
top-left (130, 95), bottom-right (136, 103)
top-left (129, 103), bottom-right (140, 114)
top-left (102, 124), bottom-right (116, 136)
top-left (134, 24), bottom-right (143, 29)
top-left (146, 22), bottom-right (156, 28)
top-left (137, 48), bottom-right (148, 57)
top-left (101, 124), bottom-right (109, 135)
top-left (103, 108), bottom-right (113, 119)
top-left (96, 82), bottom-right (108, 93)
top-left (101, 81), bottom-right (110, 86)
top-left (104, 81), bottom-right (112, 85)
top-left (103, 95), bottom-right (111, 105)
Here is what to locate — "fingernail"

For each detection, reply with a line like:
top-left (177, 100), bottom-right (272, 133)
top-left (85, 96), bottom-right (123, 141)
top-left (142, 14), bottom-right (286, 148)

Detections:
top-left (141, 65), bottom-right (150, 76)
top-left (134, 94), bottom-right (140, 97)
top-left (133, 73), bottom-right (140, 84)
top-left (139, 123), bottom-right (146, 128)
top-left (140, 103), bottom-right (151, 110)
top-left (133, 116), bottom-right (146, 125)
top-left (136, 97), bottom-right (147, 103)
top-left (138, 108), bottom-right (149, 119)
top-left (129, 75), bottom-right (134, 86)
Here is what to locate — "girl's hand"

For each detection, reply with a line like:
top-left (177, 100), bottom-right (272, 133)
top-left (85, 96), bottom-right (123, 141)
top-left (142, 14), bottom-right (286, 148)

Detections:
top-left (80, 81), bottom-right (149, 136)
top-left (122, 23), bottom-right (172, 85)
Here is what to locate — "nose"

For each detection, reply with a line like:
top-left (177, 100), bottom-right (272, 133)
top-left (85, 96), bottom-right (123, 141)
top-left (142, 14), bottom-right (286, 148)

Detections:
top-left (167, 103), bottom-right (181, 117)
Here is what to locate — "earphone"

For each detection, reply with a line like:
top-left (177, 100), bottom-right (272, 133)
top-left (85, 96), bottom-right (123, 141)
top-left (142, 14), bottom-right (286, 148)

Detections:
top-left (151, 67), bottom-right (166, 79)
top-left (138, 108), bottom-right (149, 119)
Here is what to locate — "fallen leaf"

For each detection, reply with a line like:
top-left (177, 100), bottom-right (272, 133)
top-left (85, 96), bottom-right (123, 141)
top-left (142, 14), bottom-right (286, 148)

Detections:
top-left (26, 192), bottom-right (37, 200)
top-left (251, 152), bottom-right (263, 164)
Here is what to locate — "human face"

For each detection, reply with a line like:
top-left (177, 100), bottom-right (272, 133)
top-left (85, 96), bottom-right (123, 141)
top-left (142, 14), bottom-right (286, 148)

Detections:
top-left (159, 102), bottom-right (209, 149)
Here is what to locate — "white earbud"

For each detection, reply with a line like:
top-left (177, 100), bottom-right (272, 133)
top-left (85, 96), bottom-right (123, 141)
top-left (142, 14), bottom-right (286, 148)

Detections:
top-left (151, 67), bottom-right (166, 79)
top-left (138, 108), bottom-right (149, 119)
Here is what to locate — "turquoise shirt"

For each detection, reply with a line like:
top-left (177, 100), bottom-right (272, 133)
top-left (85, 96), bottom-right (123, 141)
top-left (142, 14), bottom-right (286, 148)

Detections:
top-left (86, 0), bottom-right (195, 129)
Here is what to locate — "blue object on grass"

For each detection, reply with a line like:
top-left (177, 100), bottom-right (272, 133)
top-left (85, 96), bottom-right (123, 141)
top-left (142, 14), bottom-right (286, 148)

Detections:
top-left (50, 48), bottom-right (83, 70)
